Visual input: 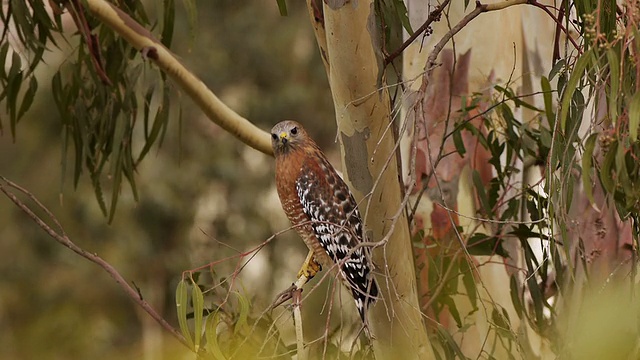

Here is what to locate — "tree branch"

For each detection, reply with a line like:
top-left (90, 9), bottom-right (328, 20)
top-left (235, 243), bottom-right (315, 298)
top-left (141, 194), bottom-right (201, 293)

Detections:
top-left (0, 176), bottom-right (189, 349)
top-left (83, 0), bottom-right (273, 155)
top-left (292, 288), bottom-right (307, 360)
top-left (384, 0), bottom-right (451, 67)
top-left (424, 0), bottom-right (580, 79)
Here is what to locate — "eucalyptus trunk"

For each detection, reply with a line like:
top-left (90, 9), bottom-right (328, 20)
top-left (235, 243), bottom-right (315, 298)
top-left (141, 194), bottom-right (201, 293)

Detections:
top-left (306, 1), bottom-right (435, 359)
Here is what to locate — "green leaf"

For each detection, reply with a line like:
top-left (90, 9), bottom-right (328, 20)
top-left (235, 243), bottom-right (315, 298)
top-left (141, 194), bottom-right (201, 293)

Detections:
top-left (394, 0), bottom-right (413, 34)
top-left (600, 140), bottom-right (618, 192)
top-left (108, 109), bottom-right (129, 213)
top-left (276, 0), bottom-right (288, 16)
top-left (233, 292), bottom-right (250, 334)
top-left (137, 89), bottom-right (169, 164)
top-left (472, 170), bottom-right (490, 216)
top-left (441, 296), bottom-right (462, 328)
top-left (599, 0), bottom-right (616, 42)
top-left (452, 124), bottom-right (466, 156)
top-left (549, 59), bottom-right (565, 81)
top-left (541, 76), bottom-right (555, 127)
top-left (466, 233), bottom-right (509, 258)
top-left (192, 278), bottom-right (204, 352)
top-left (181, 0), bottom-right (198, 48)
top-left (518, 243), bottom-right (545, 329)
top-left (606, 48), bottom-right (619, 124)
top-left (560, 49), bottom-right (592, 132)
top-left (205, 312), bottom-right (228, 360)
top-left (161, 0), bottom-right (176, 47)
top-left (436, 324), bottom-right (466, 359)
top-left (581, 133), bottom-right (598, 205)
top-left (492, 307), bottom-right (511, 333)
top-left (460, 259), bottom-right (478, 311)
top-left (176, 279), bottom-right (194, 350)
top-left (0, 42), bottom-right (10, 79)
top-left (615, 139), bottom-right (632, 198)
top-left (628, 91), bottom-right (640, 142)
top-left (509, 275), bottom-right (523, 317)
top-left (7, 51), bottom-right (23, 138)
top-left (17, 76), bottom-right (37, 120)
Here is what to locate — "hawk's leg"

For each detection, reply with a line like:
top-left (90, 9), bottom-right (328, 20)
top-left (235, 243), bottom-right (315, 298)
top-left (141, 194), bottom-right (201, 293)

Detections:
top-left (271, 251), bottom-right (322, 310)
top-left (297, 250), bottom-right (322, 280)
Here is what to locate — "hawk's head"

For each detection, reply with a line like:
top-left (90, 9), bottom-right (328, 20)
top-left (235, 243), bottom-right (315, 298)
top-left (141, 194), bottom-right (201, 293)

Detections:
top-left (271, 120), bottom-right (307, 156)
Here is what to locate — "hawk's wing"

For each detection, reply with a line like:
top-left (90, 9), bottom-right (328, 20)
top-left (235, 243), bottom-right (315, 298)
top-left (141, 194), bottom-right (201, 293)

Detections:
top-left (295, 156), bottom-right (378, 319)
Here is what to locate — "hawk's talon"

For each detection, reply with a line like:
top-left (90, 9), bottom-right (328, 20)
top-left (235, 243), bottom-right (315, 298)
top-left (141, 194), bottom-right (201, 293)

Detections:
top-left (297, 250), bottom-right (322, 280)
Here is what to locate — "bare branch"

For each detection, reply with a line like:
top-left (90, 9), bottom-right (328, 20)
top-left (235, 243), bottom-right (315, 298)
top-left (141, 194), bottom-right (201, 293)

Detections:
top-left (0, 176), bottom-right (189, 349)
top-left (384, 0), bottom-right (451, 67)
top-left (292, 289), bottom-right (307, 360)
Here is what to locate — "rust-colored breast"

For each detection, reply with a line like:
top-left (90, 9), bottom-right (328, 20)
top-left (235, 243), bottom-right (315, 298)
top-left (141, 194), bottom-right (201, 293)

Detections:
top-left (275, 146), bottom-right (333, 266)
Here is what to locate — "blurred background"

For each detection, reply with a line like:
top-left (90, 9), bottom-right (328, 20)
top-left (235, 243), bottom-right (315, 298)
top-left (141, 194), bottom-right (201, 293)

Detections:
top-left (0, 1), bottom-right (342, 358)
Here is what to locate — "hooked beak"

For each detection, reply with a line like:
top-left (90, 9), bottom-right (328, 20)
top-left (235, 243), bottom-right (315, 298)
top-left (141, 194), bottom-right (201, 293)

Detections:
top-left (279, 132), bottom-right (288, 145)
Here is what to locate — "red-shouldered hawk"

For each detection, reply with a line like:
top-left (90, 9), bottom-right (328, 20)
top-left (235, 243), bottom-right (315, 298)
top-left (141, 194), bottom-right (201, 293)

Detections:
top-left (271, 120), bottom-right (378, 323)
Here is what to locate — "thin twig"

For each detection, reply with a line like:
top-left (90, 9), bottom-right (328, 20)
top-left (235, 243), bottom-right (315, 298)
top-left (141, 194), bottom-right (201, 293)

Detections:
top-left (66, 0), bottom-right (112, 85)
top-left (0, 176), bottom-right (188, 348)
top-left (384, 0), bottom-right (451, 67)
top-left (424, 0), bottom-right (581, 80)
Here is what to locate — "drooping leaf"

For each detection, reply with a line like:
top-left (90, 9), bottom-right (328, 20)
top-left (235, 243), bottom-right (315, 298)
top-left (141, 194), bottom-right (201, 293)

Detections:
top-left (582, 133), bottom-right (598, 205)
top-left (205, 312), bottom-right (227, 360)
top-left (452, 124), bottom-right (466, 156)
top-left (181, 0), bottom-right (198, 49)
top-left (473, 170), bottom-right (490, 216)
top-left (541, 76), bottom-right (555, 126)
top-left (560, 49), bottom-right (592, 132)
top-left (509, 275), bottom-right (523, 318)
top-left (233, 291), bottom-right (250, 334)
top-left (161, 0), bottom-right (176, 47)
top-left (17, 75), bottom-right (37, 120)
top-left (275, 0), bottom-right (288, 16)
top-left (436, 325), bottom-right (467, 359)
top-left (628, 91), bottom-right (640, 142)
top-left (466, 233), bottom-right (509, 258)
top-left (176, 279), bottom-right (195, 350)
top-left (606, 48), bottom-right (620, 124)
top-left (192, 278), bottom-right (205, 352)
top-left (393, 0), bottom-right (413, 34)
top-left (459, 258), bottom-right (478, 311)
top-left (600, 140), bottom-right (618, 193)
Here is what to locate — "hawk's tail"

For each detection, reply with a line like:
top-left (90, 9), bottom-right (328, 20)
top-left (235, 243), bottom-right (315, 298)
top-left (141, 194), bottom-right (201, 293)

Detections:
top-left (349, 272), bottom-right (379, 323)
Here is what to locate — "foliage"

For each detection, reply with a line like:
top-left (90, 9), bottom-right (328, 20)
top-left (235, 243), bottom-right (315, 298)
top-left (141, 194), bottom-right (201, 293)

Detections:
top-left (4, 0), bottom-right (640, 359)
top-left (413, 0), bottom-right (640, 358)
top-left (2, 0), bottom-right (188, 221)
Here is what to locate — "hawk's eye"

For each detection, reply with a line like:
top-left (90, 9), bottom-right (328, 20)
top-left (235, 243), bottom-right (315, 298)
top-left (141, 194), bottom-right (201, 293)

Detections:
top-left (271, 133), bottom-right (278, 140)
top-left (290, 127), bottom-right (298, 136)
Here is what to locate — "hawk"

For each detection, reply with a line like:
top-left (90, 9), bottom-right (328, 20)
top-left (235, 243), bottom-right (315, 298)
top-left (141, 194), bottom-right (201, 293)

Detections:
top-left (271, 120), bottom-right (378, 323)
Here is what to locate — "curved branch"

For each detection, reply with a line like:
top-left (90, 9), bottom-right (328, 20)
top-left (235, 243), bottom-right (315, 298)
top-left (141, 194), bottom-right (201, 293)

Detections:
top-left (84, 0), bottom-right (273, 156)
top-left (0, 176), bottom-right (190, 349)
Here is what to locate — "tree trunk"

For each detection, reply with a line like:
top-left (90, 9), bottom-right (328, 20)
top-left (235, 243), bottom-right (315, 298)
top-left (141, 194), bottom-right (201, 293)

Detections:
top-left (306, 1), bottom-right (435, 358)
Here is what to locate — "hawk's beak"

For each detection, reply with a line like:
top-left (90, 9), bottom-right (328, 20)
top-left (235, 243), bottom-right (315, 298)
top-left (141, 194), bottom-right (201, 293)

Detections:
top-left (279, 132), bottom-right (288, 144)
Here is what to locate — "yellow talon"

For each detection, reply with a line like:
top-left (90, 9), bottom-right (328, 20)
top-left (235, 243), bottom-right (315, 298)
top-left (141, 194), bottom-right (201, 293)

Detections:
top-left (297, 250), bottom-right (322, 279)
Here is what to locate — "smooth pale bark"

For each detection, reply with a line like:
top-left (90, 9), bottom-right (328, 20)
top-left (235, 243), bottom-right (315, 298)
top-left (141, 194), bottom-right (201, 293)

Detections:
top-left (307, 1), bottom-right (435, 359)
top-left (402, 0), bottom-right (556, 357)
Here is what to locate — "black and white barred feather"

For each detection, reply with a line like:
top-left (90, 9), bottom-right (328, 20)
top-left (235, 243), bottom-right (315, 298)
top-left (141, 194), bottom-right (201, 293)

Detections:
top-left (296, 158), bottom-right (379, 322)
